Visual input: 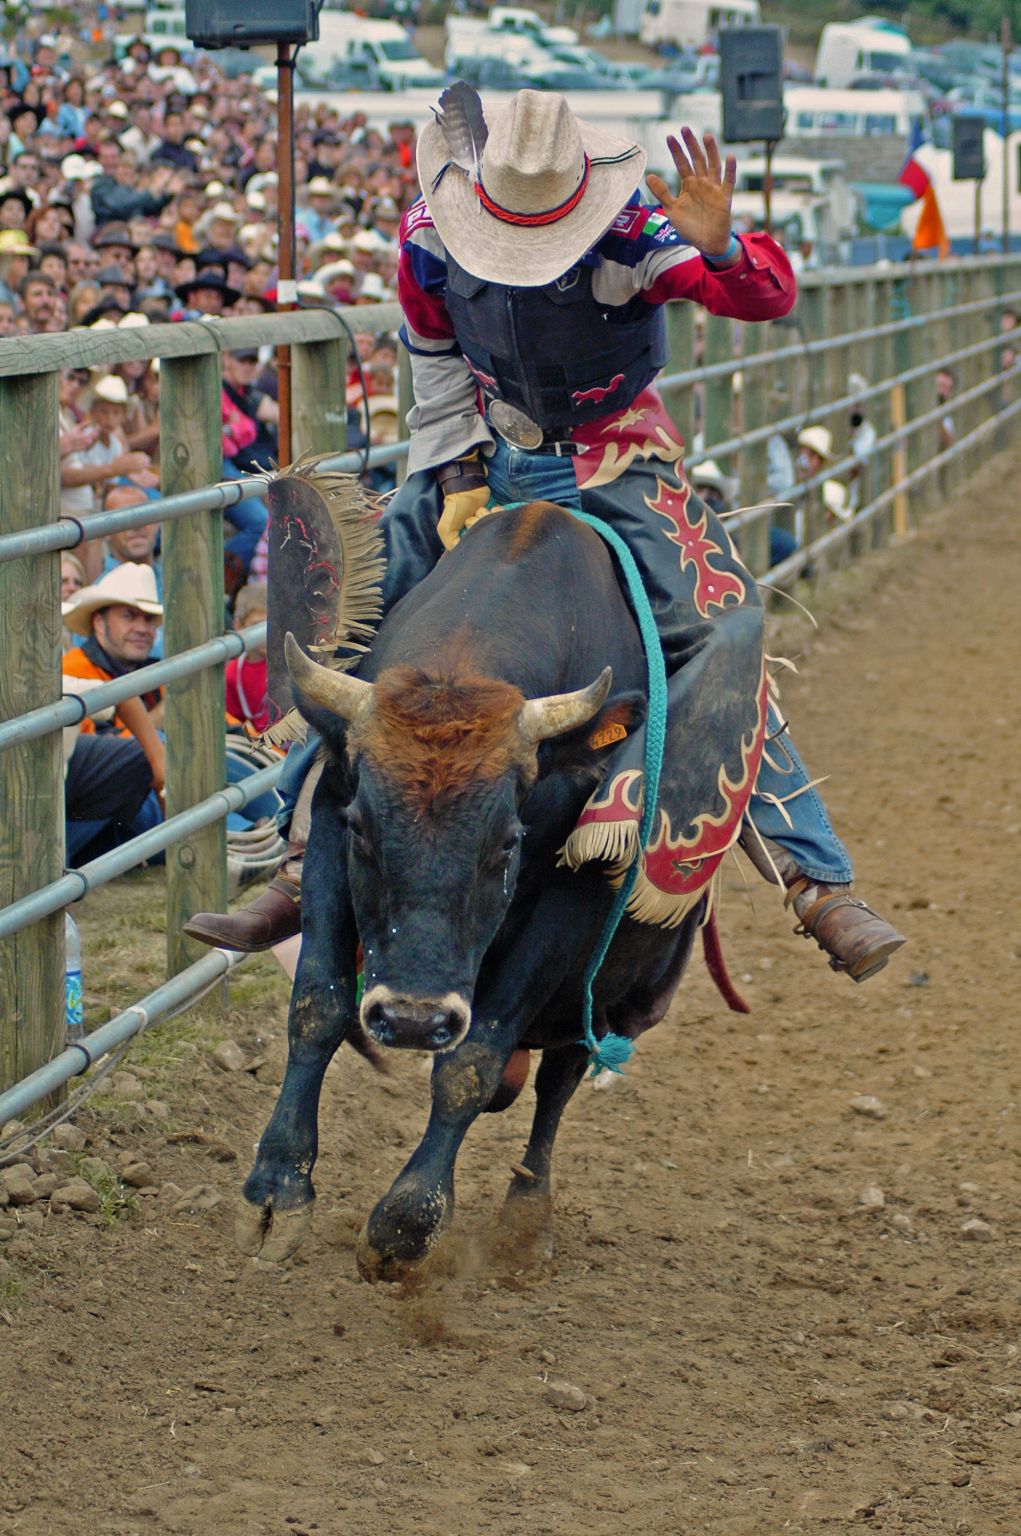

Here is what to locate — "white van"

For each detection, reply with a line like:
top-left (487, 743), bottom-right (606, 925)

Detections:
top-left (143, 1), bottom-right (188, 51)
top-left (639, 0), bottom-right (760, 51)
top-left (814, 18), bottom-right (912, 89)
top-left (296, 13), bottom-right (446, 91)
top-left (784, 85), bottom-right (926, 140)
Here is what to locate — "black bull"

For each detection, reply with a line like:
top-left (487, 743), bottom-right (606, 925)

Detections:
top-left (238, 502), bottom-right (703, 1278)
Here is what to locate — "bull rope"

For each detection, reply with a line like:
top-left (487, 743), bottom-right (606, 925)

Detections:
top-left (495, 504), bottom-right (667, 1075)
top-left (569, 511), bottom-right (668, 1075)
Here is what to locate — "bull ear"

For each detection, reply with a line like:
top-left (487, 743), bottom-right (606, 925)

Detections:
top-left (284, 632), bottom-right (373, 721)
top-left (520, 666), bottom-right (612, 745)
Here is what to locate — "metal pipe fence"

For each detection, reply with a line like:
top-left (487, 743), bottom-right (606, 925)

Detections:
top-left (1, 262), bottom-right (1019, 1113)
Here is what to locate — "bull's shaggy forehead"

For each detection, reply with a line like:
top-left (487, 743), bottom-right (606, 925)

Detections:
top-left (349, 664), bottom-right (530, 812)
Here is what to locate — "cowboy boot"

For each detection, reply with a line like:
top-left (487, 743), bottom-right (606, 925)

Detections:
top-left (183, 846), bottom-right (304, 953)
top-left (741, 834), bottom-right (905, 984)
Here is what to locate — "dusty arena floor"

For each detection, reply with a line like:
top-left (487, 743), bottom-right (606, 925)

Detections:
top-left (2, 456), bottom-right (1020, 1535)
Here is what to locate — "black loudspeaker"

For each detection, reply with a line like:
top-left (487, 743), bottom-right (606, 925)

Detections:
top-left (952, 116), bottom-right (985, 181)
top-left (719, 26), bottom-right (784, 143)
top-left (184, 0), bottom-right (319, 49)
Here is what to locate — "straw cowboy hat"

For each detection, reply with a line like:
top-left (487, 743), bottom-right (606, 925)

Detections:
top-left (417, 85), bottom-right (645, 287)
top-left (688, 458), bottom-right (732, 494)
top-left (796, 425), bottom-right (835, 460)
top-left (61, 562), bottom-right (163, 636)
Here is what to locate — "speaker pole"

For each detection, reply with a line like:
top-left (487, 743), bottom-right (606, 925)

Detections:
top-left (763, 138), bottom-right (775, 235)
top-left (1003, 16), bottom-right (1012, 254)
top-left (276, 40), bottom-right (296, 466)
top-left (974, 177), bottom-right (981, 258)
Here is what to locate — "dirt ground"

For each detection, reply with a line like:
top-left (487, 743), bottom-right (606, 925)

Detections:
top-left (2, 454), bottom-right (1020, 1536)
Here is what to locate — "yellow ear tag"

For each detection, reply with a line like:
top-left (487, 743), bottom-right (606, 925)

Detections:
top-left (587, 721), bottom-right (628, 750)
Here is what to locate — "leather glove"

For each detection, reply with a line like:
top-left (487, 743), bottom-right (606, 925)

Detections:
top-left (438, 485), bottom-right (491, 550)
top-left (435, 451), bottom-right (489, 551)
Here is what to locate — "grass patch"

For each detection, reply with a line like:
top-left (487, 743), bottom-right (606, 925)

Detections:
top-left (71, 1155), bottom-right (138, 1226)
top-left (0, 1261), bottom-right (31, 1313)
top-left (66, 865), bottom-right (293, 1124)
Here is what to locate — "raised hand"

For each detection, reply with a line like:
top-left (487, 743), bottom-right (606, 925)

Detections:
top-left (645, 128), bottom-right (737, 261)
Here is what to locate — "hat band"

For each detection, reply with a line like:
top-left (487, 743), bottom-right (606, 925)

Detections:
top-left (474, 156), bottom-right (590, 228)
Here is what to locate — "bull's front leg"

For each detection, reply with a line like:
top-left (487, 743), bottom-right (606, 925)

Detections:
top-left (237, 784), bottom-right (358, 1262)
top-left (355, 1021), bottom-right (520, 1282)
top-left (356, 902), bottom-right (582, 1282)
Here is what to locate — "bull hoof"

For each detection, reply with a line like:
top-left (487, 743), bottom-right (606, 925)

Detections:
top-left (355, 1188), bottom-right (449, 1283)
top-left (235, 1198), bottom-right (313, 1262)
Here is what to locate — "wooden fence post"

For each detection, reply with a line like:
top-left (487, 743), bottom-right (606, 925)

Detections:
top-left (703, 311), bottom-right (734, 468)
top-left (160, 352), bottom-right (228, 983)
top-left (797, 282), bottom-right (827, 547)
top-left (292, 337), bottom-right (349, 462)
top-left (662, 301), bottom-right (695, 451)
top-left (737, 320), bottom-right (770, 575)
top-left (868, 273), bottom-right (893, 548)
top-left (0, 372), bottom-right (64, 1095)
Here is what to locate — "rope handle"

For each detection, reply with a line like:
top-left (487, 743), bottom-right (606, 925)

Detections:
top-left (569, 511), bottom-right (667, 1076)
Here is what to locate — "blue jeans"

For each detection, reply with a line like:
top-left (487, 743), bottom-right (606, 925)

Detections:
top-left (225, 744), bottom-right (282, 832)
top-left (222, 459), bottom-right (268, 570)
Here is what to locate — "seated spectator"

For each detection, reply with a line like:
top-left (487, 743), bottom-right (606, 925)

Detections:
top-left (63, 680), bottom-right (163, 866)
top-left (688, 459), bottom-right (731, 517)
top-left (0, 228), bottom-right (38, 306)
top-left (175, 268), bottom-right (240, 318)
top-left (795, 425), bottom-right (836, 483)
top-left (102, 483), bottom-right (164, 657)
top-left (60, 374), bottom-right (156, 576)
top-left (936, 367), bottom-right (956, 452)
top-left (225, 583), bottom-right (269, 734)
top-left (61, 552), bottom-right (86, 651)
top-left (221, 371), bottom-right (269, 585)
top-left (61, 565), bottom-right (166, 854)
top-left (62, 563), bottom-right (165, 734)
top-left (19, 269), bottom-right (58, 332)
top-left (222, 349), bottom-right (278, 473)
top-left (847, 373), bottom-right (877, 511)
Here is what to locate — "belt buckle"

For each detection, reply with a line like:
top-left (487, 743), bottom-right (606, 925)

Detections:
top-left (489, 399), bottom-right (544, 450)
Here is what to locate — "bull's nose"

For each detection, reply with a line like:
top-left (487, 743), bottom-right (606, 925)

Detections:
top-left (362, 992), bottom-right (470, 1051)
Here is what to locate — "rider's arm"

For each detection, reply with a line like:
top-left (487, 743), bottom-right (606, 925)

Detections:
top-left (397, 200), bottom-right (495, 476)
top-left (644, 224), bottom-right (797, 320)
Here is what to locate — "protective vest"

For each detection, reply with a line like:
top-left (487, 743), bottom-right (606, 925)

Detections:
top-left (444, 255), bottom-right (667, 431)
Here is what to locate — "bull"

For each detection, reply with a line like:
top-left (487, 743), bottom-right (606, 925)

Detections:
top-left (237, 500), bottom-right (704, 1278)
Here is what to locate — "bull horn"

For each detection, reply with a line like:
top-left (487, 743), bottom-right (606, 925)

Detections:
top-left (284, 631), bottom-right (373, 721)
top-left (520, 666), bottom-right (613, 745)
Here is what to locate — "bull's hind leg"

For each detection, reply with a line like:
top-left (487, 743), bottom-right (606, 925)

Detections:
top-left (501, 1043), bottom-right (589, 1260)
top-left (237, 782), bottom-right (358, 1262)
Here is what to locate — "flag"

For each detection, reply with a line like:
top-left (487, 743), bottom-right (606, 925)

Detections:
top-left (912, 184), bottom-right (950, 259)
top-left (898, 118), bottom-right (930, 201)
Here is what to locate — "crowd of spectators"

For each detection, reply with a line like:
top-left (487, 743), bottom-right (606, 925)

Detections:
top-left (1, 19), bottom-right (419, 865)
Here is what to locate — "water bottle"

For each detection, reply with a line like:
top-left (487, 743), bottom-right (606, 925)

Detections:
top-left (65, 913), bottom-right (83, 1043)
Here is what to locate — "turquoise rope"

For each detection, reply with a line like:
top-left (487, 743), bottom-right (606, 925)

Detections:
top-left (568, 511), bottom-right (668, 1075)
top-left (472, 501), bottom-right (668, 1074)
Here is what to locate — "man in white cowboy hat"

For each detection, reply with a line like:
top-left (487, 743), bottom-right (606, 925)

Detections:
top-left (795, 424), bottom-right (835, 483)
top-left (62, 564), bottom-right (166, 792)
top-left (188, 87), bottom-right (903, 983)
top-left (297, 178), bottom-right (341, 245)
